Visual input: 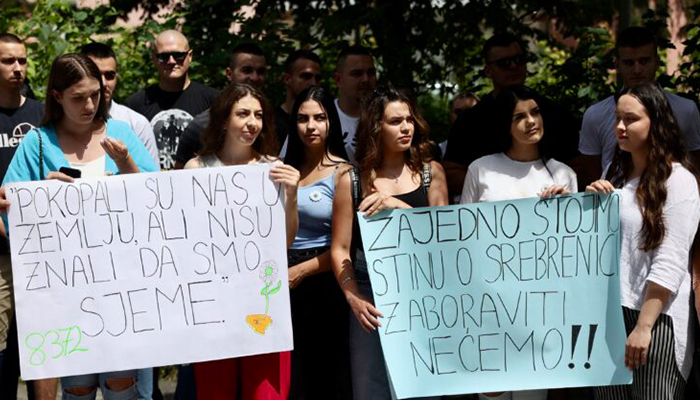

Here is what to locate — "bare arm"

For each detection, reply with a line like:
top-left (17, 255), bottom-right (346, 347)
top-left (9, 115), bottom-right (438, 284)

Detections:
top-left (428, 161), bottom-right (448, 206)
top-left (270, 164), bottom-right (300, 249)
top-left (625, 282), bottom-right (671, 370)
top-left (331, 171), bottom-right (383, 332)
top-left (289, 251), bottom-right (332, 289)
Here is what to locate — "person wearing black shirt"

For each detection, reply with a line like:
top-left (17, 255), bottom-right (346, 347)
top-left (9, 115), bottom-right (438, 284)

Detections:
top-left (276, 50), bottom-right (323, 157)
top-left (443, 34), bottom-right (579, 198)
top-left (174, 43), bottom-right (267, 169)
top-left (0, 33), bottom-right (43, 400)
top-left (126, 30), bottom-right (217, 170)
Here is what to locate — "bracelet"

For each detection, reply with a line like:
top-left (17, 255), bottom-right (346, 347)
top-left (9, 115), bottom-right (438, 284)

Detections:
top-left (340, 276), bottom-right (355, 286)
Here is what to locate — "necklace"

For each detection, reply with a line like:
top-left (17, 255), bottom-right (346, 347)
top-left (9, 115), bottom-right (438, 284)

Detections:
top-left (384, 165), bottom-right (403, 183)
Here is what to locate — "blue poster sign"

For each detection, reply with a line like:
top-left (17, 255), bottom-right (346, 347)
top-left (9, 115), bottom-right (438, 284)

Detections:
top-left (357, 192), bottom-right (632, 398)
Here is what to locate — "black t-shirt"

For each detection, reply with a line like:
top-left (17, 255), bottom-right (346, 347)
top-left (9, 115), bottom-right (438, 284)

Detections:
top-left (174, 109), bottom-right (209, 166)
top-left (0, 97), bottom-right (44, 253)
top-left (125, 81), bottom-right (218, 170)
top-left (444, 92), bottom-right (580, 167)
top-left (275, 106), bottom-right (291, 149)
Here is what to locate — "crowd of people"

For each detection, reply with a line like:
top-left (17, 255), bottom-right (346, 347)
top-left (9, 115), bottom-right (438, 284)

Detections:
top-left (0, 22), bottom-right (698, 400)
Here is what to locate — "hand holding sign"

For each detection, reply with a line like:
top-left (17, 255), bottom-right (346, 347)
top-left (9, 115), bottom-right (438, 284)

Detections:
top-left (7, 164), bottom-right (293, 380)
top-left (357, 193), bottom-right (632, 398)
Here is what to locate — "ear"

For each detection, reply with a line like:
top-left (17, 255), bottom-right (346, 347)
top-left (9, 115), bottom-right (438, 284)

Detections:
top-left (225, 67), bottom-right (234, 83)
top-left (186, 49), bottom-right (193, 63)
top-left (50, 89), bottom-right (63, 105)
top-left (484, 64), bottom-right (493, 80)
top-left (283, 72), bottom-right (291, 86)
top-left (333, 70), bottom-right (341, 85)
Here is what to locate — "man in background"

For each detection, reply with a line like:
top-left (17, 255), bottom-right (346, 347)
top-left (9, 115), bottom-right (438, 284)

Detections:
top-left (126, 30), bottom-right (218, 170)
top-left (174, 43), bottom-right (267, 168)
top-left (333, 45), bottom-right (377, 163)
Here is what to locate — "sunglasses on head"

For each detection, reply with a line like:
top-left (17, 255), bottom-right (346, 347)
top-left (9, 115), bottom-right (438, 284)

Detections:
top-left (156, 51), bottom-right (189, 64)
top-left (488, 54), bottom-right (527, 69)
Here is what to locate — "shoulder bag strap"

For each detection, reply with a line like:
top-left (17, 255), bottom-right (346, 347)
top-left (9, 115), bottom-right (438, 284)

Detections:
top-left (421, 163), bottom-right (432, 196)
top-left (38, 131), bottom-right (44, 181)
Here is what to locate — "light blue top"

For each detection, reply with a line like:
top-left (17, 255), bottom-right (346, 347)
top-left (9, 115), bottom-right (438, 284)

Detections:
top-left (291, 172), bottom-right (335, 250)
top-left (3, 119), bottom-right (158, 186)
top-left (2, 119), bottom-right (159, 230)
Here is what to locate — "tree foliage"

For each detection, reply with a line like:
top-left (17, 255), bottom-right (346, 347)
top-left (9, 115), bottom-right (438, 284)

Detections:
top-left (2, 0), bottom-right (699, 141)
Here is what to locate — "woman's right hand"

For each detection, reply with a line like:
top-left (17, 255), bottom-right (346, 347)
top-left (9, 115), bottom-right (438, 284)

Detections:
top-left (0, 187), bottom-right (10, 214)
top-left (585, 179), bottom-right (615, 194)
top-left (46, 171), bottom-right (75, 183)
top-left (347, 291), bottom-right (384, 333)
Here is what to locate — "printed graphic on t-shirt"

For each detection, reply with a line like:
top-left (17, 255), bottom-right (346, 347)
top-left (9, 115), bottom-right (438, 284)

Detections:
top-left (151, 109), bottom-right (193, 170)
top-left (1, 121), bottom-right (34, 148)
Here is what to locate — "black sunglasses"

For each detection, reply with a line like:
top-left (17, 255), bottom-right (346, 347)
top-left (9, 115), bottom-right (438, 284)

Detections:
top-left (488, 54), bottom-right (527, 69)
top-left (156, 51), bottom-right (189, 64)
top-left (102, 71), bottom-right (117, 81)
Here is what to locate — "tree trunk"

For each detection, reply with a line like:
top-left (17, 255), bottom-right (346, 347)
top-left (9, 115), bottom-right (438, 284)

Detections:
top-left (619, 0), bottom-right (634, 32)
top-left (666, 0), bottom-right (687, 76)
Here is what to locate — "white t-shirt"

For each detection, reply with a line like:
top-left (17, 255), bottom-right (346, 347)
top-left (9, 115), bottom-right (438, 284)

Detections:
top-left (70, 156), bottom-right (106, 179)
top-left (460, 153), bottom-right (578, 203)
top-left (579, 91), bottom-right (700, 171)
top-left (617, 163), bottom-right (699, 379)
top-left (109, 101), bottom-right (160, 166)
top-left (334, 98), bottom-right (359, 164)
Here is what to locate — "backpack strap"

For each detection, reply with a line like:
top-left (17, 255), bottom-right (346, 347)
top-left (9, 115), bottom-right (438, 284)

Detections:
top-left (421, 162), bottom-right (432, 196)
top-left (349, 166), bottom-right (362, 210)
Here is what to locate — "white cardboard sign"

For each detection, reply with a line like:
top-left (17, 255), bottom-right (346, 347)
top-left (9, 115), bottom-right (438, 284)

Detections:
top-left (6, 164), bottom-right (292, 379)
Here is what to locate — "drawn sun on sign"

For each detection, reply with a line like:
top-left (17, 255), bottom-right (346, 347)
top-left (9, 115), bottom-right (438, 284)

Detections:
top-left (246, 260), bottom-right (282, 335)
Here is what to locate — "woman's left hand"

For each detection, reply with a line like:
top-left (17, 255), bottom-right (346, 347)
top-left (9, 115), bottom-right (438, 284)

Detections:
top-left (625, 325), bottom-right (652, 370)
top-left (288, 264), bottom-right (307, 289)
top-left (101, 137), bottom-right (131, 164)
top-left (270, 164), bottom-right (300, 195)
top-left (539, 185), bottom-right (571, 199)
top-left (359, 192), bottom-right (407, 216)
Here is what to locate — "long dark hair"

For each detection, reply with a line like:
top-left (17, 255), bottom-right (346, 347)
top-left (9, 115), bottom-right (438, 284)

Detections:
top-left (284, 86), bottom-right (348, 169)
top-left (494, 86), bottom-right (554, 165)
top-left (355, 85), bottom-right (433, 195)
top-left (41, 53), bottom-right (108, 126)
top-left (199, 83), bottom-right (278, 157)
top-left (605, 83), bottom-right (698, 251)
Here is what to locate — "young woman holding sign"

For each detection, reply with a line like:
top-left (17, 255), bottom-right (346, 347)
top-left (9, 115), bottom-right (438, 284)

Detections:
top-left (330, 86), bottom-right (448, 399)
top-left (460, 86), bottom-right (576, 400)
top-left (0, 53), bottom-right (157, 400)
top-left (587, 83), bottom-right (699, 400)
top-left (283, 86), bottom-right (352, 399)
top-left (184, 83), bottom-right (299, 400)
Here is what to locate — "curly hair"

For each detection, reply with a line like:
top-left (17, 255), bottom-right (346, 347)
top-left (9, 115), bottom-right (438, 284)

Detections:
top-left (354, 85), bottom-right (433, 195)
top-left (199, 83), bottom-right (278, 158)
top-left (605, 83), bottom-right (699, 251)
top-left (284, 86), bottom-right (348, 169)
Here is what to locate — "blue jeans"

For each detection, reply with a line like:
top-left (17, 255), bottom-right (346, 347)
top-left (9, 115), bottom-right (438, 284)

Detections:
top-left (350, 253), bottom-right (438, 400)
top-left (136, 369), bottom-right (153, 400)
top-left (61, 370), bottom-right (137, 400)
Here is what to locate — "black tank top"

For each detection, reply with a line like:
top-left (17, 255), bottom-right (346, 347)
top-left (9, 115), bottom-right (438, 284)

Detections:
top-left (352, 185), bottom-right (428, 252)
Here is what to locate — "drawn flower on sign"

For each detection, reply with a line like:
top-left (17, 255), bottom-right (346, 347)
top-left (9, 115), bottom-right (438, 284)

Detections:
top-left (259, 260), bottom-right (279, 284)
top-left (309, 190), bottom-right (322, 202)
top-left (247, 260), bottom-right (282, 335)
